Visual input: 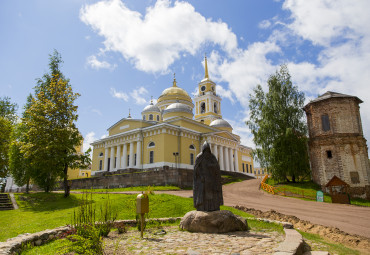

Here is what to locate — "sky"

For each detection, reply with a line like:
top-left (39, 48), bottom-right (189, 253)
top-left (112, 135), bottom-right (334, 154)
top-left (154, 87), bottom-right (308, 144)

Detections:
top-left (1, 0), bottom-right (370, 154)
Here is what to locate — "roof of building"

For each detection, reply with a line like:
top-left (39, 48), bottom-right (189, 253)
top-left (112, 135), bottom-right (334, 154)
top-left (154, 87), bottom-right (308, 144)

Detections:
top-left (306, 91), bottom-right (363, 105)
top-left (142, 102), bottom-right (160, 113)
top-left (163, 102), bottom-right (193, 114)
top-left (209, 118), bottom-right (232, 128)
top-left (157, 75), bottom-right (192, 104)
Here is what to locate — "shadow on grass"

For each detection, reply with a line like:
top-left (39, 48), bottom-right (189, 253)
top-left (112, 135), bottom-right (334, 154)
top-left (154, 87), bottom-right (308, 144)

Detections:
top-left (15, 192), bottom-right (88, 212)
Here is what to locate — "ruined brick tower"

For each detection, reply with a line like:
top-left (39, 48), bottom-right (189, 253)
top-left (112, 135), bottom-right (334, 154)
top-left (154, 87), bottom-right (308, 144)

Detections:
top-left (304, 91), bottom-right (370, 198)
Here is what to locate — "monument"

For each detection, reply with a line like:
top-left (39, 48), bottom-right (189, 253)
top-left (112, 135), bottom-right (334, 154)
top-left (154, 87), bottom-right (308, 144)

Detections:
top-left (180, 141), bottom-right (248, 233)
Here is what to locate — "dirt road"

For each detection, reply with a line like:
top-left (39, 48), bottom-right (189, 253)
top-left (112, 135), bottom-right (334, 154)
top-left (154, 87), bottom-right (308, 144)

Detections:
top-left (158, 179), bottom-right (370, 239)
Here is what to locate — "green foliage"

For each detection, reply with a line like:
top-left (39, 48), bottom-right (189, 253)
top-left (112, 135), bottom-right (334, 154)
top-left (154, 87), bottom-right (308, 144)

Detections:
top-left (72, 185), bottom-right (181, 192)
top-left (21, 50), bottom-right (91, 195)
top-left (247, 65), bottom-right (310, 182)
top-left (0, 96), bottom-right (18, 178)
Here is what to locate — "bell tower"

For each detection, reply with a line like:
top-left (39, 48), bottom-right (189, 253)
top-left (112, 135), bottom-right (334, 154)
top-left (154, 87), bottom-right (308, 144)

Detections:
top-left (194, 55), bottom-right (222, 125)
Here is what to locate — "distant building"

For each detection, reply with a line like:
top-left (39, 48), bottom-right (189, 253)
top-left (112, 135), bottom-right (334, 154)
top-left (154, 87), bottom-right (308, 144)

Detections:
top-left (253, 167), bottom-right (268, 179)
top-left (90, 57), bottom-right (254, 175)
top-left (304, 91), bottom-right (370, 199)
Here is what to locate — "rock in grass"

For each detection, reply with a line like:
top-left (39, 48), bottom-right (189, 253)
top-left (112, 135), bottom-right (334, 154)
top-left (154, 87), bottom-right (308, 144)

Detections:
top-left (180, 210), bottom-right (248, 233)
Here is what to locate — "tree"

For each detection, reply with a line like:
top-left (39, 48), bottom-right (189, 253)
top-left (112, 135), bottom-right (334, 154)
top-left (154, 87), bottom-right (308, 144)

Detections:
top-left (8, 95), bottom-right (34, 193)
top-left (246, 65), bottom-right (310, 182)
top-left (0, 97), bottom-right (18, 178)
top-left (22, 50), bottom-right (91, 196)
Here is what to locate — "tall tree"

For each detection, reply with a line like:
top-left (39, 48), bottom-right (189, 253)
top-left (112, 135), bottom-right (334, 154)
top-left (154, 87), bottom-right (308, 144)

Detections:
top-left (8, 95), bottom-right (34, 193)
top-left (0, 97), bottom-right (18, 178)
top-left (22, 50), bottom-right (90, 196)
top-left (246, 65), bottom-right (310, 182)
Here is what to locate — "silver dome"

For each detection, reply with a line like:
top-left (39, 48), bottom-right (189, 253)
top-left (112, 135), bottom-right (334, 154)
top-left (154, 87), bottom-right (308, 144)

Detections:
top-left (164, 103), bottom-right (193, 114)
top-left (142, 103), bottom-right (160, 113)
top-left (210, 118), bottom-right (232, 128)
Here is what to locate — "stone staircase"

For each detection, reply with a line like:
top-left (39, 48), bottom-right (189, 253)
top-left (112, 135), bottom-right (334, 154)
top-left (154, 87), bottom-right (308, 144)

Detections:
top-left (0, 193), bottom-right (14, 210)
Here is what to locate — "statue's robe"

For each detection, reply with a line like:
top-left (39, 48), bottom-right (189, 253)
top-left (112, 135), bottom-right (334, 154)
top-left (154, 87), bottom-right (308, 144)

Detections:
top-left (193, 142), bottom-right (223, 211)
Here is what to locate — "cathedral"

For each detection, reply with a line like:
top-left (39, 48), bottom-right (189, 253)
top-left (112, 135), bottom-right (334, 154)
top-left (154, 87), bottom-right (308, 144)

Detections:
top-left (90, 57), bottom-right (254, 175)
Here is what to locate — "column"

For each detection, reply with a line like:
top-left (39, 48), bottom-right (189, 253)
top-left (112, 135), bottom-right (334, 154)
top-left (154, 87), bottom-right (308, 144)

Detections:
top-left (136, 140), bottom-right (141, 169)
top-left (129, 142), bottom-right (134, 168)
top-left (116, 145), bottom-right (121, 170)
top-left (104, 147), bottom-right (109, 171)
top-left (224, 147), bottom-right (230, 171)
top-left (234, 148), bottom-right (239, 172)
top-left (213, 144), bottom-right (218, 161)
top-left (219, 146), bottom-right (224, 170)
top-left (229, 148), bottom-right (234, 171)
top-left (122, 143), bottom-right (127, 169)
top-left (110, 146), bottom-right (115, 171)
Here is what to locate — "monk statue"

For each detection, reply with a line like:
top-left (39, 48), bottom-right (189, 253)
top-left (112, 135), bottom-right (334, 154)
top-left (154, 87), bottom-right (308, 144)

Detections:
top-left (193, 141), bottom-right (223, 211)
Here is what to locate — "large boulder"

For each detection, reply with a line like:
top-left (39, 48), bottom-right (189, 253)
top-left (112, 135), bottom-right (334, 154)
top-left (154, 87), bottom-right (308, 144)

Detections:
top-left (179, 210), bottom-right (248, 233)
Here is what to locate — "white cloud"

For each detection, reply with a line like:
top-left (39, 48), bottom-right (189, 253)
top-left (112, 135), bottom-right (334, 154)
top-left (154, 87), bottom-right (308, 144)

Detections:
top-left (130, 87), bottom-right (148, 105)
top-left (216, 85), bottom-right (234, 103)
top-left (83, 131), bottom-right (96, 154)
top-left (80, 0), bottom-right (237, 73)
top-left (87, 55), bottom-right (116, 70)
top-left (110, 88), bottom-right (129, 101)
top-left (258, 20), bottom-right (271, 29)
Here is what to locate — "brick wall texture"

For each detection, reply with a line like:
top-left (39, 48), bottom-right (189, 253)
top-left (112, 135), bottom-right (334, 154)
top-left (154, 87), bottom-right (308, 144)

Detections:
top-left (304, 95), bottom-right (370, 199)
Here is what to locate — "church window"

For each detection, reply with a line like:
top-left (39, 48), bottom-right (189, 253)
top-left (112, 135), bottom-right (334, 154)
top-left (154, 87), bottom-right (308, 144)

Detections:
top-left (127, 155), bottom-right (129, 166)
top-left (242, 163), bottom-right (245, 172)
top-left (262, 169), bottom-right (264, 174)
top-left (143, 115), bottom-right (146, 120)
top-left (99, 152), bottom-right (103, 157)
top-left (189, 144), bottom-right (195, 150)
top-left (214, 102), bottom-right (217, 113)
top-left (99, 160), bottom-right (102, 170)
top-left (211, 86), bottom-right (214, 91)
top-left (321, 114), bottom-right (330, 131)
top-left (258, 170), bottom-right (260, 174)
top-left (149, 114), bottom-right (153, 120)
top-left (157, 115), bottom-right (160, 121)
top-left (200, 102), bottom-right (205, 113)
top-left (148, 142), bottom-right (155, 148)
top-left (201, 86), bottom-right (206, 92)
top-left (149, 151), bottom-right (154, 163)
top-left (326, 150), bottom-right (332, 159)
top-left (190, 153), bottom-right (194, 165)
top-left (134, 153), bottom-right (137, 165)
top-left (246, 164), bottom-right (248, 173)
top-left (107, 158), bottom-right (110, 171)
top-left (114, 157), bottom-right (117, 168)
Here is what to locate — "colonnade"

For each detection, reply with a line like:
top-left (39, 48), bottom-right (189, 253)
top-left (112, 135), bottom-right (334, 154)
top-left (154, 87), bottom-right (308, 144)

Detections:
top-left (103, 140), bottom-right (142, 171)
top-left (211, 144), bottom-right (239, 172)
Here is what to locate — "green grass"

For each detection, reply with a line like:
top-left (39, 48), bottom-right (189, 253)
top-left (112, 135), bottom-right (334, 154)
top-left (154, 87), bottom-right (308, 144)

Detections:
top-left (71, 185), bottom-right (181, 192)
top-left (21, 239), bottom-right (71, 255)
top-left (266, 179), bottom-right (370, 206)
top-left (0, 192), bottom-right (254, 242)
top-left (299, 230), bottom-right (360, 255)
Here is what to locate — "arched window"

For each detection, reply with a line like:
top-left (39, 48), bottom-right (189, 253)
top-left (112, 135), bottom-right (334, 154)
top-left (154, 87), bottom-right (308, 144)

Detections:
top-left (148, 141), bottom-right (155, 148)
top-left (214, 102), bottom-right (218, 113)
top-left (99, 152), bottom-right (103, 157)
top-left (189, 144), bottom-right (195, 150)
top-left (200, 102), bottom-right (205, 113)
top-left (149, 114), bottom-right (153, 120)
top-left (143, 115), bottom-right (146, 120)
top-left (157, 115), bottom-right (160, 121)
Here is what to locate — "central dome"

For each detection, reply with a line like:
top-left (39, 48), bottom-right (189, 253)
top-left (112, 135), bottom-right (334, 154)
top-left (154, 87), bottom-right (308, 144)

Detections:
top-left (157, 76), bottom-right (192, 104)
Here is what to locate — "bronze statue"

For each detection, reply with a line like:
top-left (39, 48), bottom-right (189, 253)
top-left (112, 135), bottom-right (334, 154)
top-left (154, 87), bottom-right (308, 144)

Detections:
top-left (193, 141), bottom-right (223, 211)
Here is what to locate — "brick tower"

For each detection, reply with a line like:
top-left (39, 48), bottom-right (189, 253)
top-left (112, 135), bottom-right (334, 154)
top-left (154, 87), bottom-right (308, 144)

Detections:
top-left (304, 91), bottom-right (370, 198)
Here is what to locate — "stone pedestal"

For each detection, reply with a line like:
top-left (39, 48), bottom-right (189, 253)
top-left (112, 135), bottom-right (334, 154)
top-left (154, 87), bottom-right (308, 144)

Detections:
top-left (179, 210), bottom-right (248, 233)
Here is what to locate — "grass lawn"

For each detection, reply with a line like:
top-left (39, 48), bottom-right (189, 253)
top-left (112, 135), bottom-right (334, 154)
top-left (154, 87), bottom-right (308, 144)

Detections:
top-left (0, 192), bottom-right (255, 242)
top-left (265, 179), bottom-right (370, 206)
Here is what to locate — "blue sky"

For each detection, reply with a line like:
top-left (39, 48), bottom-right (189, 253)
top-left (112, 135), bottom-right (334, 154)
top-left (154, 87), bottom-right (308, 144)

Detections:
top-left (1, 0), bottom-right (370, 153)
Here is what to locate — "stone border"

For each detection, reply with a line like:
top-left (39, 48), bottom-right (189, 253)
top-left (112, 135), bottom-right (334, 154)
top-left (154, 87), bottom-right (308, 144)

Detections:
top-left (0, 216), bottom-right (304, 255)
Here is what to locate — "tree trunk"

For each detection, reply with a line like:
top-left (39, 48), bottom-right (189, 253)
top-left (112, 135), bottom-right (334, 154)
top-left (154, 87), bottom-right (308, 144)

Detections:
top-left (26, 179), bottom-right (30, 194)
top-left (63, 163), bottom-right (70, 197)
top-left (292, 174), bottom-right (296, 183)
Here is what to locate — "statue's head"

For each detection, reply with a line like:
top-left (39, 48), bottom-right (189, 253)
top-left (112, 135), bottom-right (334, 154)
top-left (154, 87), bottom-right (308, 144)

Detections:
top-left (201, 141), bottom-right (211, 153)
